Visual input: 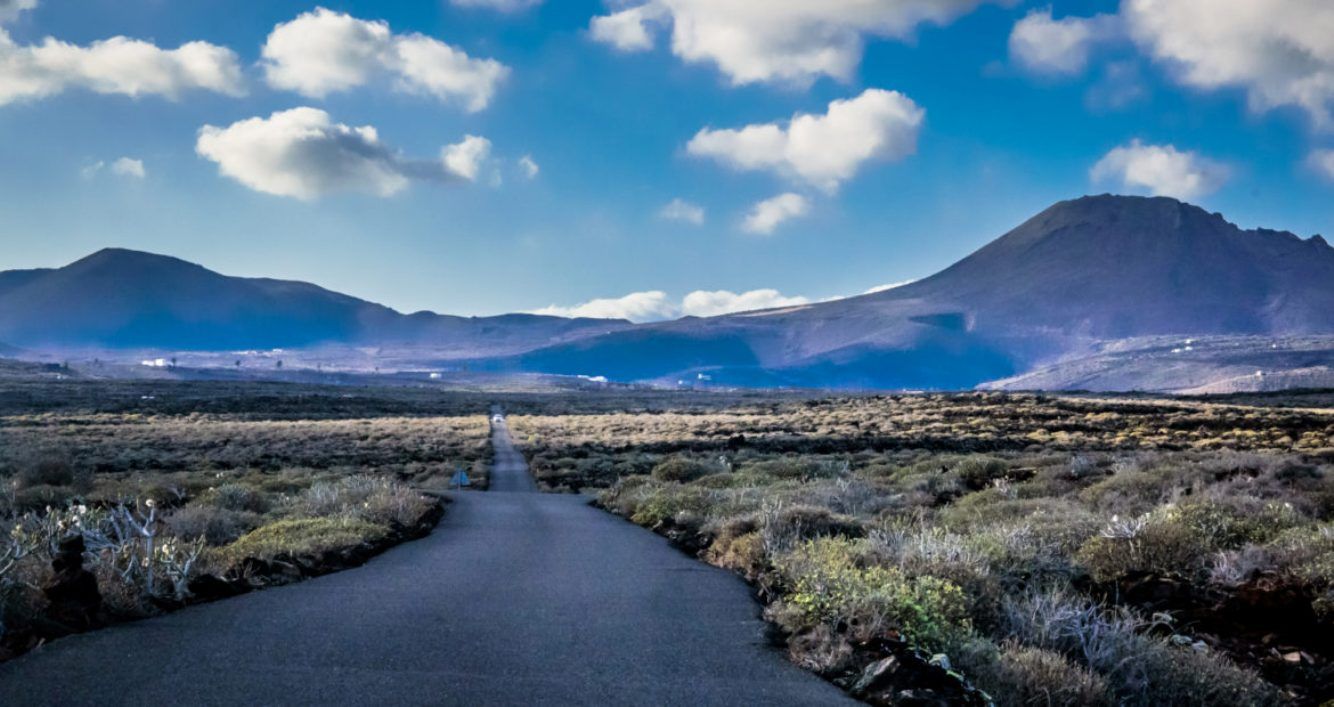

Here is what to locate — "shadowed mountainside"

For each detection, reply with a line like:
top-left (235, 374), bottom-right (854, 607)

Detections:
top-left (492, 195), bottom-right (1334, 388)
top-left (0, 249), bottom-right (628, 355)
top-left (3, 195), bottom-right (1332, 391)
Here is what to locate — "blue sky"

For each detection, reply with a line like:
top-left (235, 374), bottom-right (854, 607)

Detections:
top-left (1, 0), bottom-right (1332, 320)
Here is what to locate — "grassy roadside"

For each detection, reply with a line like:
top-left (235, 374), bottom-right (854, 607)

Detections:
top-left (0, 388), bottom-right (493, 663)
top-left (508, 393), bottom-right (1334, 705)
top-left (1, 472), bottom-right (443, 661)
top-left (596, 449), bottom-right (1332, 705)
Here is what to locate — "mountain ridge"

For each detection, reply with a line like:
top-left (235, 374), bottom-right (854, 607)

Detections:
top-left (489, 195), bottom-right (1334, 388)
top-left (0, 247), bottom-right (630, 354)
top-left (3, 195), bottom-right (1332, 391)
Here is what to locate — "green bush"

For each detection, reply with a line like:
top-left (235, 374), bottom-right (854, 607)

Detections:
top-left (744, 458), bottom-right (845, 482)
top-left (1076, 518), bottom-right (1205, 582)
top-left (690, 472), bottom-right (750, 489)
top-left (212, 517), bottom-right (389, 564)
top-left (15, 451), bottom-right (88, 491)
top-left (955, 456), bottom-right (1010, 491)
top-left (650, 457), bottom-right (716, 483)
top-left (762, 504), bottom-right (863, 552)
top-left (1078, 461), bottom-right (1199, 516)
top-left (1168, 501), bottom-right (1287, 549)
top-left (628, 485), bottom-right (712, 527)
top-left (1261, 523), bottom-right (1334, 584)
top-left (775, 537), bottom-right (970, 652)
top-left (202, 483), bottom-right (270, 514)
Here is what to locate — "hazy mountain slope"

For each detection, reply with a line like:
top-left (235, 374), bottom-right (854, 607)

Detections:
top-left (502, 307), bottom-right (1017, 389)
top-left (497, 195), bottom-right (1334, 388)
top-left (0, 269), bottom-right (50, 299)
top-left (886, 195), bottom-right (1334, 338)
top-left (6, 195), bottom-right (1332, 391)
top-left (0, 249), bottom-right (627, 352)
top-left (979, 336), bottom-right (1334, 394)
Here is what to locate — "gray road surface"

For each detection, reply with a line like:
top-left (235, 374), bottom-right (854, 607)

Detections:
top-left (0, 414), bottom-right (851, 706)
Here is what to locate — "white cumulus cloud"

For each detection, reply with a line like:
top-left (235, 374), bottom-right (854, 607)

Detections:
top-left (110, 157), bottom-right (145, 179)
top-left (589, 5), bottom-right (663, 52)
top-left (743, 193), bottom-right (810, 235)
top-left (442, 135), bottom-right (492, 182)
top-left (659, 198), bottom-right (705, 225)
top-left (451, 0), bottom-right (543, 11)
top-left (82, 156), bottom-right (146, 179)
top-left (518, 155), bottom-right (540, 180)
top-left (0, 28), bottom-right (243, 105)
top-left (681, 289), bottom-right (808, 317)
top-left (532, 287), bottom-right (810, 322)
top-left (0, 0), bottom-right (37, 22)
top-left (196, 107), bottom-right (471, 200)
top-left (532, 291), bottom-right (675, 321)
top-left (1009, 8), bottom-right (1119, 76)
top-left (589, 0), bottom-right (999, 86)
top-left (1090, 139), bottom-right (1229, 201)
top-left (688, 89), bottom-right (923, 193)
top-left (1309, 149), bottom-right (1334, 181)
top-left (261, 8), bottom-right (508, 112)
top-left (1122, 0), bottom-right (1334, 126)
top-left (864, 280), bottom-right (915, 294)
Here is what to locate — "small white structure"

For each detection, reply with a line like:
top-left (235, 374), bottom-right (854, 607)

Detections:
top-left (429, 372), bottom-right (442, 380)
top-left (140, 358), bottom-right (168, 368)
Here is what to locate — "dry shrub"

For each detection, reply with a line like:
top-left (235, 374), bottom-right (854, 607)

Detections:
top-left (1076, 517), bottom-right (1205, 582)
top-left (0, 555), bottom-right (52, 631)
top-left (289, 476), bottom-right (431, 527)
top-left (93, 562), bottom-right (157, 619)
top-left (760, 504), bottom-right (863, 556)
top-left (955, 456), bottom-right (1010, 491)
top-left (745, 458), bottom-right (846, 483)
top-left (706, 517), bottom-right (767, 578)
top-left (165, 505), bottom-right (261, 546)
top-left (779, 621), bottom-right (855, 675)
top-left (650, 457), bottom-right (717, 483)
top-left (625, 485), bottom-right (711, 527)
top-left (1000, 590), bottom-right (1279, 707)
top-left (359, 481), bottom-right (434, 527)
top-left (201, 483), bottom-right (269, 514)
top-left (15, 453), bottom-right (88, 491)
top-left (5, 447), bottom-right (92, 510)
top-left (960, 640), bottom-right (1114, 707)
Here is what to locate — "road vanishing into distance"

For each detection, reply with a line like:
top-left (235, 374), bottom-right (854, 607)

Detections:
top-left (0, 414), bottom-right (851, 706)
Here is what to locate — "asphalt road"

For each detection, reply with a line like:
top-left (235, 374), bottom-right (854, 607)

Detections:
top-left (0, 415), bottom-right (851, 706)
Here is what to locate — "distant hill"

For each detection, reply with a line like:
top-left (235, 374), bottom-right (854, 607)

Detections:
top-left (5, 196), bottom-right (1332, 392)
top-left (494, 195), bottom-right (1334, 389)
top-left (897, 194), bottom-right (1334, 339)
top-left (0, 248), bottom-right (628, 354)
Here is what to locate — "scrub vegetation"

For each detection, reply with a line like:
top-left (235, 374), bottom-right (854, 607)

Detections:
top-left (0, 381), bottom-right (490, 661)
top-left (511, 392), bottom-right (1334, 705)
top-left (5, 376), bottom-right (1333, 704)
